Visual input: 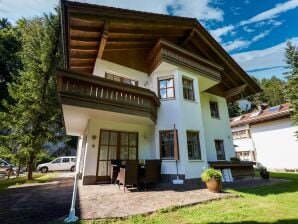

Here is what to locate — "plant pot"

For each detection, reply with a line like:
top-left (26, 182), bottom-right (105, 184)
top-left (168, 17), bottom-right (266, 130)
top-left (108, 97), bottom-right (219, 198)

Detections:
top-left (205, 180), bottom-right (222, 193)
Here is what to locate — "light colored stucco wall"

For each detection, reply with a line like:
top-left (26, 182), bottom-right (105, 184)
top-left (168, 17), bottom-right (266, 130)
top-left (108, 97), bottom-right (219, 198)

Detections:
top-left (93, 59), bottom-right (150, 89)
top-left (77, 59), bottom-right (236, 180)
top-left (82, 118), bottom-right (154, 177)
top-left (200, 92), bottom-right (235, 162)
top-left (251, 118), bottom-right (298, 170)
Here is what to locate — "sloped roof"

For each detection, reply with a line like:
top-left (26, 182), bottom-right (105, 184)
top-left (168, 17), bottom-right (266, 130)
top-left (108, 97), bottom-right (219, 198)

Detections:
top-left (230, 103), bottom-right (292, 127)
top-left (61, 0), bottom-right (261, 99)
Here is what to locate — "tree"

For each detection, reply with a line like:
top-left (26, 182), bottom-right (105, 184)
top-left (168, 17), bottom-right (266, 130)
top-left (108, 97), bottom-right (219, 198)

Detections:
top-left (0, 18), bottom-right (22, 112)
top-left (284, 42), bottom-right (298, 136)
top-left (0, 12), bottom-right (63, 180)
top-left (228, 76), bottom-right (286, 118)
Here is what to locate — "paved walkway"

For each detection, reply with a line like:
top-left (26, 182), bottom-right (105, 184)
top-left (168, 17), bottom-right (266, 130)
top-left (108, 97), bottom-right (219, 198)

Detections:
top-left (0, 172), bottom-right (74, 224)
top-left (77, 182), bottom-right (234, 219)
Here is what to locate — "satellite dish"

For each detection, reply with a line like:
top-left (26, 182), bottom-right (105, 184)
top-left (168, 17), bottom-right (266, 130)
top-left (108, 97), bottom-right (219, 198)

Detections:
top-left (238, 99), bottom-right (251, 112)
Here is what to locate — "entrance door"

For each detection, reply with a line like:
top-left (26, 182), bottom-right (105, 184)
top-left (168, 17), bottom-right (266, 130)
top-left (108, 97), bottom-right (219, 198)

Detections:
top-left (97, 130), bottom-right (138, 181)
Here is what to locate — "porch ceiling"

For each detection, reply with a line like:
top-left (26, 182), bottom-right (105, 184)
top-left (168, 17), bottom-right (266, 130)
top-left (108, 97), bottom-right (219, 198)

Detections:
top-left (62, 105), bottom-right (155, 136)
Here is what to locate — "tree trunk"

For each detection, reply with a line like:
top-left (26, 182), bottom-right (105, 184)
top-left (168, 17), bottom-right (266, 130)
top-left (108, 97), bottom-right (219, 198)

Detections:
top-left (27, 153), bottom-right (35, 181)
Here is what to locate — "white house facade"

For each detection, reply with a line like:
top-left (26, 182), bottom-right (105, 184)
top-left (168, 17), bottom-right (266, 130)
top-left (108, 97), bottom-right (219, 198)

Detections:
top-left (231, 103), bottom-right (298, 172)
top-left (59, 1), bottom-right (261, 184)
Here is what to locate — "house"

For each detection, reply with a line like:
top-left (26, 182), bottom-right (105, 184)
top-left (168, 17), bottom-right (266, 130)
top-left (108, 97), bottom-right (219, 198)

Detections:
top-left (58, 1), bottom-right (261, 185)
top-left (230, 103), bottom-right (298, 172)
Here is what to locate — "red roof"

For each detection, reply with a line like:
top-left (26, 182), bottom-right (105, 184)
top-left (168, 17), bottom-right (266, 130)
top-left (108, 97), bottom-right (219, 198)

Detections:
top-left (230, 103), bottom-right (292, 127)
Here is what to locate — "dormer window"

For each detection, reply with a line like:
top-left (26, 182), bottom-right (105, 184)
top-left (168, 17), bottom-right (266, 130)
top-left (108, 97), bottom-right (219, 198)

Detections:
top-left (105, 72), bottom-right (138, 86)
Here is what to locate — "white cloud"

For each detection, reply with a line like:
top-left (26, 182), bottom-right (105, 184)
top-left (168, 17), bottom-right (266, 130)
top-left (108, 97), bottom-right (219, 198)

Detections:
top-left (240, 0), bottom-right (298, 26)
top-left (243, 26), bottom-right (254, 33)
top-left (223, 39), bottom-right (250, 52)
top-left (232, 37), bottom-right (298, 72)
top-left (210, 25), bottom-right (235, 42)
top-left (0, 0), bottom-right (224, 23)
top-left (251, 30), bottom-right (270, 42)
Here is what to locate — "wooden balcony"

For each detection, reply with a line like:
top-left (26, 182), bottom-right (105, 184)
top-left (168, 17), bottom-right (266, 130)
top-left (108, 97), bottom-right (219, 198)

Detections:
top-left (57, 69), bottom-right (160, 122)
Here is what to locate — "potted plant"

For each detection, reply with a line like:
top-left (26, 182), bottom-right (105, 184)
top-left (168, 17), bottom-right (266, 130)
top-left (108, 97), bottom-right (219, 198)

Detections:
top-left (260, 167), bottom-right (269, 179)
top-left (201, 168), bottom-right (222, 193)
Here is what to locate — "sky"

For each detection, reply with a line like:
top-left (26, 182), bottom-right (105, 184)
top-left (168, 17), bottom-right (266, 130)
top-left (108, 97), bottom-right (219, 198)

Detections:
top-left (1, 0), bottom-right (298, 80)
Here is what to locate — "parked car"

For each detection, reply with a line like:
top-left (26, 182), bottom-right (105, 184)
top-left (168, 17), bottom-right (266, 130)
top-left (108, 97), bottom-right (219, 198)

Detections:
top-left (37, 156), bottom-right (76, 173)
top-left (0, 159), bottom-right (14, 177)
top-left (0, 159), bottom-right (26, 176)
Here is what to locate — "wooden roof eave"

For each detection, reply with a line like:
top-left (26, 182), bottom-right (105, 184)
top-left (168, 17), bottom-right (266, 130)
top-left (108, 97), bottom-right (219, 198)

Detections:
top-left (147, 38), bottom-right (223, 82)
top-left (193, 22), bottom-right (261, 96)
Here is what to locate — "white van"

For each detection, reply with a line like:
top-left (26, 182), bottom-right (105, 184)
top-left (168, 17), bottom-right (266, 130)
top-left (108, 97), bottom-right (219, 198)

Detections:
top-left (37, 156), bottom-right (76, 173)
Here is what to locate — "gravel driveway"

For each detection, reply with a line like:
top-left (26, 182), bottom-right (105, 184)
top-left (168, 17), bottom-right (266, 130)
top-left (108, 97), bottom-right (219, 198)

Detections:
top-left (0, 173), bottom-right (74, 224)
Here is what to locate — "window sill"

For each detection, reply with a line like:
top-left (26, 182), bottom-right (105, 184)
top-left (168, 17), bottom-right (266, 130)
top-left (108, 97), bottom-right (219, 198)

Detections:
top-left (211, 117), bottom-right (221, 120)
top-left (160, 98), bottom-right (176, 101)
top-left (184, 99), bottom-right (197, 103)
top-left (188, 159), bottom-right (204, 162)
top-left (162, 159), bottom-right (179, 162)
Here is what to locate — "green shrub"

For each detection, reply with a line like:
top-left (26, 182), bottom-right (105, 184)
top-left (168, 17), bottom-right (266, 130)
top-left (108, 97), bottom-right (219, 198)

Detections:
top-left (201, 168), bottom-right (222, 182)
top-left (230, 157), bottom-right (240, 163)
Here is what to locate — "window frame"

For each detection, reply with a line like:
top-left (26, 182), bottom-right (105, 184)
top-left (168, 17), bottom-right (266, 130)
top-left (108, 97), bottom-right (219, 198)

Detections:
top-left (182, 77), bottom-right (195, 101)
top-left (210, 101), bottom-right (220, 119)
top-left (214, 139), bottom-right (226, 160)
top-left (159, 130), bottom-right (176, 160)
top-left (186, 131), bottom-right (202, 160)
top-left (105, 71), bottom-right (139, 87)
top-left (158, 77), bottom-right (175, 100)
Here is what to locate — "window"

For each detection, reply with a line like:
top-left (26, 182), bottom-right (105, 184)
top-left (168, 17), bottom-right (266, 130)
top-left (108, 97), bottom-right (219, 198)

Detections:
top-left (158, 78), bottom-right (175, 99)
top-left (160, 130), bottom-right (175, 159)
top-left (105, 72), bottom-right (138, 86)
top-left (210, 101), bottom-right (220, 118)
top-left (183, 78), bottom-right (195, 101)
top-left (62, 158), bottom-right (70, 163)
top-left (232, 130), bottom-right (249, 139)
top-left (187, 131), bottom-right (201, 160)
top-left (52, 158), bottom-right (62, 164)
top-left (215, 140), bottom-right (226, 160)
top-left (71, 158), bottom-right (76, 163)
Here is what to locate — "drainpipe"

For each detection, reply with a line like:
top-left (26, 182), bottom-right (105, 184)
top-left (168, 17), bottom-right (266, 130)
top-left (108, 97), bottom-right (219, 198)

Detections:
top-left (64, 172), bottom-right (79, 223)
top-left (64, 136), bottom-right (82, 223)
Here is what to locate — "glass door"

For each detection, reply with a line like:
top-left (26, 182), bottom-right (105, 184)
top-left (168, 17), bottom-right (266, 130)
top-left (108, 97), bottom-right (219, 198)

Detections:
top-left (97, 130), bottom-right (138, 181)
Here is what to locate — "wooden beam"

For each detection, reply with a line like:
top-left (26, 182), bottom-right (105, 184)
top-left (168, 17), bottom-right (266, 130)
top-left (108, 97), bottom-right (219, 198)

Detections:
top-left (97, 21), bottom-right (109, 58)
top-left (182, 28), bottom-right (195, 46)
top-left (223, 84), bottom-right (247, 98)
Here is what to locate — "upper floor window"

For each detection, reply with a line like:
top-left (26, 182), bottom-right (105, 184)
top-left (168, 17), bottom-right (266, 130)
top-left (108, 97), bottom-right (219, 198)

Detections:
top-left (158, 77), bottom-right (175, 99)
top-left (215, 140), bottom-right (226, 160)
top-left (183, 78), bottom-right (195, 101)
top-left (210, 101), bottom-right (220, 118)
top-left (232, 130), bottom-right (250, 139)
top-left (187, 131), bottom-right (201, 160)
top-left (105, 72), bottom-right (138, 86)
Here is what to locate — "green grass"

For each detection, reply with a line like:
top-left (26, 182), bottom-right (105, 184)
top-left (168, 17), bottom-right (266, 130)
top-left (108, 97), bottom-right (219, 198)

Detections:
top-left (81, 172), bottom-right (298, 224)
top-left (0, 172), bottom-right (57, 191)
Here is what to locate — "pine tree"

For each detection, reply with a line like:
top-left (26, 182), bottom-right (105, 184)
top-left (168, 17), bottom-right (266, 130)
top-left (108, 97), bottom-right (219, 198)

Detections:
top-left (0, 12), bottom-right (63, 180)
top-left (284, 42), bottom-right (298, 136)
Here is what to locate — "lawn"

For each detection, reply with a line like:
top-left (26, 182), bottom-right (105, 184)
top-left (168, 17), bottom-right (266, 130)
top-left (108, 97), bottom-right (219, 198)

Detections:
top-left (0, 172), bottom-right (57, 191)
top-left (82, 172), bottom-right (298, 224)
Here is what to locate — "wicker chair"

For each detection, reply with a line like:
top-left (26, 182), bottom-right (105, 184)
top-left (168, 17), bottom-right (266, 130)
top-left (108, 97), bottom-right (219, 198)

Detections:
top-left (117, 160), bottom-right (139, 192)
top-left (140, 160), bottom-right (161, 190)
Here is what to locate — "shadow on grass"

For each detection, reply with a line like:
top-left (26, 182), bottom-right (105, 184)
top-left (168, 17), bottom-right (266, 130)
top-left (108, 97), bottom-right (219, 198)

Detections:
top-left (229, 172), bottom-right (298, 196)
top-left (207, 219), bottom-right (298, 224)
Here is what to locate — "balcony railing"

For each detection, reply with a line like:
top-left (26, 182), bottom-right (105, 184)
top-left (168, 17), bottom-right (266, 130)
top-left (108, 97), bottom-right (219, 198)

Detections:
top-left (57, 69), bottom-right (160, 122)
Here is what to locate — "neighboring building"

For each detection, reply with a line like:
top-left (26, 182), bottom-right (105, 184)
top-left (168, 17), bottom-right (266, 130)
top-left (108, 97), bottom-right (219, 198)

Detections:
top-left (58, 1), bottom-right (260, 184)
top-left (231, 103), bottom-right (298, 172)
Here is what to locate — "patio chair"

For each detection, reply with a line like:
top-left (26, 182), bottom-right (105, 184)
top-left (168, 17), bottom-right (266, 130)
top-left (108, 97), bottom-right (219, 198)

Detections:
top-left (140, 160), bottom-right (161, 190)
top-left (117, 160), bottom-right (139, 192)
top-left (110, 160), bottom-right (121, 184)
